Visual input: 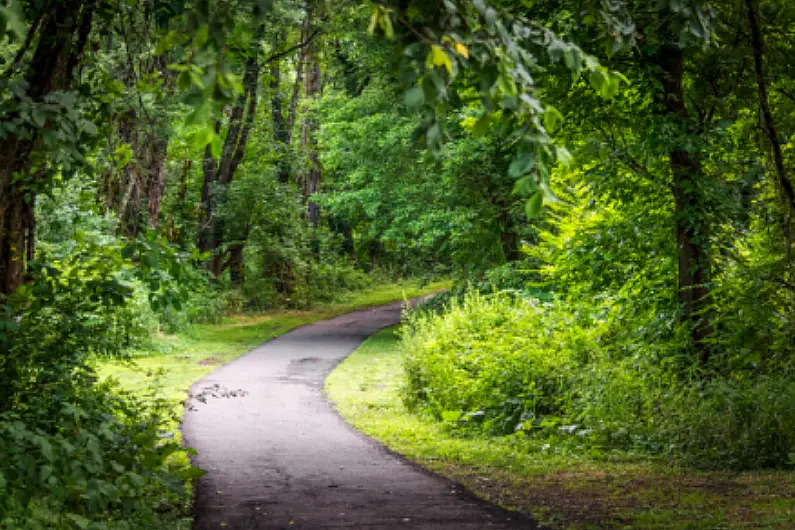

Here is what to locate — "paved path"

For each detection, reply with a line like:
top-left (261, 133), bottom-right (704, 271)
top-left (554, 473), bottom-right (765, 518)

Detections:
top-left (182, 301), bottom-right (536, 529)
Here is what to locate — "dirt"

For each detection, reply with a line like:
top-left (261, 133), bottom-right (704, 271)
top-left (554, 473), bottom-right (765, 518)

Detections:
top-left (181, 301), bottom-right (538, 529)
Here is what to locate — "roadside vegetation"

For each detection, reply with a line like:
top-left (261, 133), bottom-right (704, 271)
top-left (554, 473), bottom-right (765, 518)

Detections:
top-left (3, 0), bottom-right (795, 528)
top-left (328, 327), bottom-right (795, 529)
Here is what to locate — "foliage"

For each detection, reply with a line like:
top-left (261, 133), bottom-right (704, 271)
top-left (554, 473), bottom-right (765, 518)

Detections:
top-left (402, 291), bottom-right (795, 469)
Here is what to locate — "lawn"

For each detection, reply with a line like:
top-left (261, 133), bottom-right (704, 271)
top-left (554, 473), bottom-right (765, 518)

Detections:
top-left (326, 327), bottom-right (795, 530)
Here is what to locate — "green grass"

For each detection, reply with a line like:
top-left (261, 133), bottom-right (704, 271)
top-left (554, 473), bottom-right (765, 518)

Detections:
top-left (326, 327), bottom-right (795, 530)
top-left (97, 279), bottom-right (450, 404)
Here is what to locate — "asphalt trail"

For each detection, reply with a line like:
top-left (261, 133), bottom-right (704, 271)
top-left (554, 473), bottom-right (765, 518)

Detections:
top-left (182, 301), bottom-right (537, 529)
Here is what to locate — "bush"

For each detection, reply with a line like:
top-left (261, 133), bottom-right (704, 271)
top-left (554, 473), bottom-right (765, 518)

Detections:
top-left (0, 373), bottom-right (198, 529)
top-left (401, 289), bottom-right (795, 468)
top-left (0, 242), bottom-right (201, 528)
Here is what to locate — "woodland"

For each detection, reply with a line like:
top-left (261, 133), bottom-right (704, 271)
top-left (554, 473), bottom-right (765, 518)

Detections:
top-left (0, 0), bottom-right (794, 528)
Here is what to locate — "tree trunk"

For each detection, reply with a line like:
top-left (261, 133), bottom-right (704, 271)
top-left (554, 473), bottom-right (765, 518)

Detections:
top-left (287, 17), bottom-right (309, 145)
top-left (0, 1), bottom-right (92, 295)
top-left (198, 120), bottom-right (222, 254)
top-left (745, 0), bottom-right (795, 214)
top-left (270, 42), bottom-right (292, 184)
top-left (146, 132), bottom-right (169, 228)
top-left (301, 5), bottom-right (323, 227)
top-left (657, 42), bottom-right (713, 359)
top-left (145, 53), bottom-right (172, 229)
top-left (199, 26), bottom-right (262, 278)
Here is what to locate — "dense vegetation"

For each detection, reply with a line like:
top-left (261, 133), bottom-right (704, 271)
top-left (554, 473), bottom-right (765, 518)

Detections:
top-left (1, 0), bottom-right (794, 527)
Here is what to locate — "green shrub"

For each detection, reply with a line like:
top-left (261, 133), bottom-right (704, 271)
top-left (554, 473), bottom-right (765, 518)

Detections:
top-left (0, 373), bottom-right (198, 529)
top-left (401, 288), bottom-right (795, 468)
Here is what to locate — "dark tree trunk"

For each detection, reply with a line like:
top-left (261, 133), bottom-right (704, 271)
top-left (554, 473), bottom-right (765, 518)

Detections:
top-left (657, 42), bottom-right (713, 359)
top-left (228, 243), bottom-right (246, 284)
top-left (145, 54), bottom-right (172, 229)
top-left (0, 1), bottom-right (93, 295)
top-left (198, 120), bottom-right (222, 254)
top-left (745, 0), bottom-right (795, 214)
top-left (199, 26), bottom-right (262, 278)
top-left (271, 52), bottom-right (292, 184)
top-left (146, 132), bottom-right (169, 228)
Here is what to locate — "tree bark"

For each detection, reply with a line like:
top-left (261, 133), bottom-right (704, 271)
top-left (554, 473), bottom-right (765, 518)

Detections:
top-left (657, 42), bottom-right (713, 359)
top-left (0, 1), bottom-right (92, 295)
top-left (301, 5), bottom-right (323, 227)
top-left (198, 120), bottom-right (222, 254)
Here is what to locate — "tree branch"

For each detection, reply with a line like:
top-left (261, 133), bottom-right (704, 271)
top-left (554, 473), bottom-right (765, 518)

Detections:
top-left (261, 28), bottom-right (321, 68)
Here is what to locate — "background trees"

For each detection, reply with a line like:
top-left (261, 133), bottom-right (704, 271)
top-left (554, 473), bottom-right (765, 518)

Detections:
top-left (1, 0), bottom-right (794, 526)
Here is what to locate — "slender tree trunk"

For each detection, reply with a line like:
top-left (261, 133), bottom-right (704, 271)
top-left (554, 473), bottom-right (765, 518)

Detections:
top-left (146, 133), bottom-right (169, 228)
top-left (301, 5), bottom-right (323, 227)
top-left (0, 1), bottom-right (92, 294)
top-left (270, 47), bottom-right (292, 184)
top-left (658, 42), bottom-right (713, 359)
top-left (745, 0), bottom-right (795, 215)
top-left (287, 19), bottom-right (309, 145)
top-left (200, 26), bottom-right (263, 279)
top-left (198, 120), bottom-right (222, 254)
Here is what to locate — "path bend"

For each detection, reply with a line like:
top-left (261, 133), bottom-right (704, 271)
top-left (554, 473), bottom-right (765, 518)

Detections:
top-left (182, 300), bottom-right (537, 529)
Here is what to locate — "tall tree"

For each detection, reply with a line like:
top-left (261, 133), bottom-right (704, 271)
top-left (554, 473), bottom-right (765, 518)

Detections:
top-left (0, 0), bottom-right (95, 294)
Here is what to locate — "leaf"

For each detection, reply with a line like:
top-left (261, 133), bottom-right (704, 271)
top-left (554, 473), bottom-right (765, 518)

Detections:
top-left (404, 86), bottom-right (425, 111)
top-left (429, 45), bottom-right (452, 73)
top-left (67, 514), bottom-right (90, 529)
top-left (525, 192), bottom-right (543, 219)
top-left (380, 13), bottom-right (394, 38)
top-left (211, 134), bottom-right (222, 158)
top-left (368, 7), bottom-right (379, 34)
top-left (0, 2), bottom-right (27, 42)
top-left (454, 41), bottom-right (469, 59)
top-left (509, 152), bottom-right (534, 178)
top-left (426, 122), bottom-right (441, 149)
top-left (472, 114), bottom-right (490, 137)
top-left (81, 120), bottom-right (98, 137)
top-left (556, 146), bottom-right (573, 166)
top-left (442, 410), bottom-right (462, 422)
top-left (31, 107), bottom-right (46, 128)
top-left (192, 126), bottom-right (214, 152)
top-left (496, 74), bottom-right (517, 97)
top-left (543, 105), bottom-right (563, 132)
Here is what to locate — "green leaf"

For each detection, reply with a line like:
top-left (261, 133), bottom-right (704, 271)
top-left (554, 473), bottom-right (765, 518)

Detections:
top-left (66, 514), bottom-right (89, 529)
top-left (543, 105), bottom-right (563, 132)
top-left (404, 86), bottom-right (425, 111)
top-left (31, 107), bottom-right (46, 128)
top-left (509, 152), bottom-right (534, 178)
top-left (211, 134), bottom-right (222, 158)
top-left (429, 45), bottom-right (452, 73)
top-left (525, 192), bottom-right (543, 219)
top-left (472, 114), bottom-right (491, 137)
top-left (0, 2), bottom-right (27, 42)
top-left (556, 146), bottom-right (573, 166)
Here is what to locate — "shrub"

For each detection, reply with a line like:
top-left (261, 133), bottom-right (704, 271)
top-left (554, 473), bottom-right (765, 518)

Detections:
top-left (401, 288), bottom-right (795, 468)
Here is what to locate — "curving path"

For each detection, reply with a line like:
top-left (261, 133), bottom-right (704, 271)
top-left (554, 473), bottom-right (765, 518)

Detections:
top-left (182, 301), bottom-right (537, 529)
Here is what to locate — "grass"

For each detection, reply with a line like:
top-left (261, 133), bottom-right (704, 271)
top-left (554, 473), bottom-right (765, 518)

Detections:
top-left (98, 279), bottom-right (450, 402)
top-left (325, 326), bottom-right (795, 530)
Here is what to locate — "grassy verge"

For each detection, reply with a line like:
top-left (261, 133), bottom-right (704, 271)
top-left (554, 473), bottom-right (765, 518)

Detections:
top-left (98, 279), bottom-right (450, 401)
top-left (326, 327), bottom-right (795, 530)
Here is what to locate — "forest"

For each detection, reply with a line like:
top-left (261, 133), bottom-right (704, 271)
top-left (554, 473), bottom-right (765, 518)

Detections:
top-left (1, 0), bottom-right (794, 528)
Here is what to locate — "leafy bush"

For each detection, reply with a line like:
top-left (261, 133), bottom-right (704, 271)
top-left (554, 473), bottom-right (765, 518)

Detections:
top-left (0, 240), bottom-right (201, 528)
top-left (401, 289), bottom-right (795, 468)
top-left (0, 374), bottom-right (198, 529)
